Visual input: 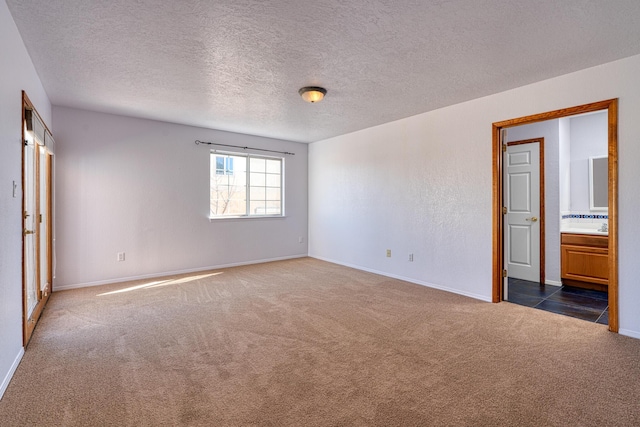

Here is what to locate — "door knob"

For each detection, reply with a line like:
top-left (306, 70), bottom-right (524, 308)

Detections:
top-left (24, 229), bottom-right (35, 235)
top-left (527, 217), bottom-right (538, 222)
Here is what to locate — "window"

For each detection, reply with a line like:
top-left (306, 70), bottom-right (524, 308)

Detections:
top-left (210, 152), bottom-right (283, 217)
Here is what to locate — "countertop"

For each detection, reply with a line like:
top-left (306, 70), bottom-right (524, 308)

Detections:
top-left (560, 227), bottom-right (608, 236)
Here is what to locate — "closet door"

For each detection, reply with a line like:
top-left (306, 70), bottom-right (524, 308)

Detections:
top-left (23, 120), bottom-right (38, 321)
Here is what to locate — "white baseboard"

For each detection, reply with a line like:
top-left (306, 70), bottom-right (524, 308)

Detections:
top-left (54, 254), bottom-right (308, 291)
top-left (309, 255), bottom-right (492, 303)
top-left (619, 329), bottom-right (640, 340)
top-left (0, 348), bottom-right (24, 400)
top-left (545, 280), bottom-right (563, 287)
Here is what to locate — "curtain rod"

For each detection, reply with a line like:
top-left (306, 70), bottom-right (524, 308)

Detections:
top-left (195, 140), bottom-right (295, 156)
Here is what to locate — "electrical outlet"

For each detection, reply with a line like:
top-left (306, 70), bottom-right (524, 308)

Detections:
top-left (386, 249), bottom-right (391, 257)
top-left (298, 236), bottom-right (304, 243)
top-left (409, 253), bottom-right (414, 262)
top-left (117, 252), bottom-right (125, 262)
top-left (12, 181), bottom-right (17, 198)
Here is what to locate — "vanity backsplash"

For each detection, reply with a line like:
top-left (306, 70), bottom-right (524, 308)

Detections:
top-left (561, 212), bottom-right (608, 234)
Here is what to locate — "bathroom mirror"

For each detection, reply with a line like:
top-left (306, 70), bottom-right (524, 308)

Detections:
top-left (589, 156), bottom-right (608, 211)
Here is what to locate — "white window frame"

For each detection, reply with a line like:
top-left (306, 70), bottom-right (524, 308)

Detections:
top-left (209, 150), bottom-right (284, 219)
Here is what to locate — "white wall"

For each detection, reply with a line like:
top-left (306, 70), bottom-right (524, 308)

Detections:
top-left (0, 0), bottom-right (52, 398)
top-left (52, 107), bottom-right (308, 288)
top-left (569, 112), bottom-right (608, 211)
top-left (505, 120), bottom-right (561, 285)
top-left (559, 118), bottom-right (571, 213)
top-left (309, 53), bottom-right (640, 339)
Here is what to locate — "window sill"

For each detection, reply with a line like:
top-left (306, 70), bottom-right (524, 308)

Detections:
top-left (208, 215), bottom-right (287, 222)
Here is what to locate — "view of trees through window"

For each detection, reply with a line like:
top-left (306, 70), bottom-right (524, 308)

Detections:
top-left (210, 152), bottom-right (283, 217)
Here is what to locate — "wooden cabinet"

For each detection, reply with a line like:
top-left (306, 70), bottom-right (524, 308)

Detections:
top-left (560, 233), bottom-right (609, 291)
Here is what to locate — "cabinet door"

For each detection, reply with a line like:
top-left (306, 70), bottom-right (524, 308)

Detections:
top-left (561, 244), bottom-right (609, 286)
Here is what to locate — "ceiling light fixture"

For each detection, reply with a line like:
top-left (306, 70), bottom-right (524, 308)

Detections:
top-left (299, 86), bottom-right (327, 103)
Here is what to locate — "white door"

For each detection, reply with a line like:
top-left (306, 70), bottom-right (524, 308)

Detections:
top-left (39, 147), bottom-right (51, 296)
top-left (24, 134), bottom-right (38, 317)
top-left (504, 142), bottom-right (541, 283)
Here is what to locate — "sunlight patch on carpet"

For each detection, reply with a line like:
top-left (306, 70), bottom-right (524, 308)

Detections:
top-left (96, 272), bottom-right (223, 296)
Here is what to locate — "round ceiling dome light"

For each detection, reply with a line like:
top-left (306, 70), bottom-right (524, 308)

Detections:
top-left (299, 86), bottom-right (327, 103)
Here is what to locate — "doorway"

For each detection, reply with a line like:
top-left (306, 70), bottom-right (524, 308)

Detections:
top-left (22, 91), bottom-right (54, 345)
top-left (492, 99), bottom-right (618, 332)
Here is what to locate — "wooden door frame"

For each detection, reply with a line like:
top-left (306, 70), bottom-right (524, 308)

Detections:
top-left (492, 99), bottom-right (618, 332)
top-left (504, 138), bottom-right (545, 286)
top-left (22, 91), bottom-right (53, 346)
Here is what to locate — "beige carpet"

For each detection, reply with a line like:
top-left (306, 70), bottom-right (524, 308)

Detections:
top-left (1, 257), bottom-right (639, 426)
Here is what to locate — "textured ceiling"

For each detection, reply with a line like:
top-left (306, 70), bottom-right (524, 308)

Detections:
top-left (7, 0), bottom-right (640, 143)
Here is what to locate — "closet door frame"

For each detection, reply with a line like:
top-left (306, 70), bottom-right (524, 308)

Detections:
top-left (22, 91), bottom-right (54, 346)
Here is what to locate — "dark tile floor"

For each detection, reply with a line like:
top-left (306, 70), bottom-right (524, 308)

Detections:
top-left (506, 278), bottom-right (608, 325)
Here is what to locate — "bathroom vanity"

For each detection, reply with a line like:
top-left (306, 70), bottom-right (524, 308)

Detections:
top-left (558, 152), bottom-right (609, 291)
top-left (560, 231), bottom-right (609, 291)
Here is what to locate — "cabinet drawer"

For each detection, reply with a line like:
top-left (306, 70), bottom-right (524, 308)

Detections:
top-left (561, 233), bottom-right (608, 248)
top-left (560, 244), bottom-right (609, 286)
